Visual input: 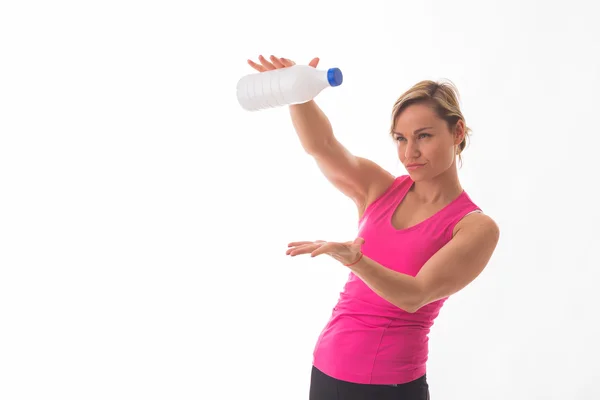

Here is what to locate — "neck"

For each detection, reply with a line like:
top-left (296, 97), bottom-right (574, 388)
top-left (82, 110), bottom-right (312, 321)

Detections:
top-left (409, 164), bottom-right (463, 205)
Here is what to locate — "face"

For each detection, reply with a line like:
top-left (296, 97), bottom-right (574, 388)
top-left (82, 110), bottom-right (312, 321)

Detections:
top-left (392, 103), bottom-right (464, 179)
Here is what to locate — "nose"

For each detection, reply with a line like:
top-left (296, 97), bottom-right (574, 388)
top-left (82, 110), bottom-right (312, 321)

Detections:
top-left (404, 140), bottom-right (420, 159)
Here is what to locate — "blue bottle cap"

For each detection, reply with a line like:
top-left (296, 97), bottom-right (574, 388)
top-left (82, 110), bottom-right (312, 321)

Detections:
top-left (327, 68), bottom-right (343, 87)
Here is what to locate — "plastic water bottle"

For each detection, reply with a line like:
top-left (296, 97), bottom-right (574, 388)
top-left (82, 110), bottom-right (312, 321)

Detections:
top-left (236, 64), bottom-right (343, 111)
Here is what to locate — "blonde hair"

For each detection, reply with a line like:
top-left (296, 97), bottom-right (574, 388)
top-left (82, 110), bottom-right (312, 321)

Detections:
top-left (389, 79), bottom-right (472, 168)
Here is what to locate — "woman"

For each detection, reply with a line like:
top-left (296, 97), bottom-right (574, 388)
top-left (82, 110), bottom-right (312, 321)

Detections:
top-left (247, 55), bottom-right (500, 400)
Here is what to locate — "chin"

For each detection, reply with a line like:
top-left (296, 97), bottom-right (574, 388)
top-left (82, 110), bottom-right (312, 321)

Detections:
top-left (407, 171), bottom-right (424, 180)
top-left (406, 168), bottom-right (433, 181)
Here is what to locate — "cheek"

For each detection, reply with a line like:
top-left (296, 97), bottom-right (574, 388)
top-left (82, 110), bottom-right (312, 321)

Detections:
top-left (426, 143), bottom-right (453, 162)
top-left (397, 148), bottom-right (408, 161)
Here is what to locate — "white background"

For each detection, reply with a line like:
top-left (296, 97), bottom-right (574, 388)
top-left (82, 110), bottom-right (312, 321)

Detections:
top-left (1, 1), bottom-right (599, 399)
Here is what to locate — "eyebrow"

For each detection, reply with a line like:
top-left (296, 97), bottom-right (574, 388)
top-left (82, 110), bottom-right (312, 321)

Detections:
top-left (392, 127), bottom-right (434, 135)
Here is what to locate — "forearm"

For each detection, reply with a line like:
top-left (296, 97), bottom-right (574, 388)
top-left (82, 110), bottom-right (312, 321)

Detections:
top-left (348, 255), bottom-right (423, 313)
top-left (289, 100), bottom-right (335, 154)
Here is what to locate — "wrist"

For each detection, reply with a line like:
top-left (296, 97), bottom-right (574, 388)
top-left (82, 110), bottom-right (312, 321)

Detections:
top-left (343, 252), bottom-right (363, 267)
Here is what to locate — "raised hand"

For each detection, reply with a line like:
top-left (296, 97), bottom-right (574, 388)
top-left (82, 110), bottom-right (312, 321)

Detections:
top-left (247, 55), bottom-right (320, 72)
top-left (286, 237), bottom-right (365, 266)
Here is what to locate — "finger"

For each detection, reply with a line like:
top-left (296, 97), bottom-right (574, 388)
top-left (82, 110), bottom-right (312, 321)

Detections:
top-left (280, 57), bottom-right (296, 67)
top-left (288, 241), bottom-right (314, 247)
top-left (247, 59), bottom-right (266, 72)
top-left (286, 243), bottom-right (315, 255)
top-left (287, 240), bottom-right (326, 249)
top-left (287, 243), bottom-right (322, 256)
top-left (310, 242), bottom-right (336, 257)
top-left (286, 242), bottom-right (322, 255)
top-left (308, 57), bottom-right (320, 68)
top-left (258, 54), bottom-right (276, 70)
top-left (270, 55), bottom-right (285, 68)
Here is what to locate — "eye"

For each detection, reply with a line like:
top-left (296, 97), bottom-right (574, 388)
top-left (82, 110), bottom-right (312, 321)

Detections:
top-left (395, 133), bottom-right (430, 142)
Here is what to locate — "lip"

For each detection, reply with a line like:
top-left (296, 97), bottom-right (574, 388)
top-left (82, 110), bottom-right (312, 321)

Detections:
top-left (406, 163), bottom-right (425, 170)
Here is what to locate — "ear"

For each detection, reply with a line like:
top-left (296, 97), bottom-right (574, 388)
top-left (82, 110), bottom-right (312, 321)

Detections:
top-left (453, 120), bottom-right (465, 145)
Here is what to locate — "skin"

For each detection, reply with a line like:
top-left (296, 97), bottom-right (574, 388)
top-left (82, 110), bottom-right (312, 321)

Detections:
top-left (248, 54), bottom-right (500, 313)
top-left (392, 101), bottom-right (466, 207)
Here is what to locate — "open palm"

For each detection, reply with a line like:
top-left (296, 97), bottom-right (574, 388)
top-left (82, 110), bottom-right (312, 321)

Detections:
top-left (286, 237), bottom-right (364, 266)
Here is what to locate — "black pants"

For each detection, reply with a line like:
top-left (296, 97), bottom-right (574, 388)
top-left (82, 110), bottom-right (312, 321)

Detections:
top-left (309, 366), bottom-right (430, 400)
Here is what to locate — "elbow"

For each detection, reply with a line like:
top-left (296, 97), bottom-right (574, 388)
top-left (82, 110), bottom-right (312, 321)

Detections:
top-left (403, 303), bottom-right (420, 314)
top-left (401, 288), bottom-right (426, 314)
top-left (394, 298), bottom-right (421, 314)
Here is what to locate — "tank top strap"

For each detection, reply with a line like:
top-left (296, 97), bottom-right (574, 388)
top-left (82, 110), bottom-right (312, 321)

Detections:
top-left (438, 191), bottom-right (483, 239)
top-left (360, 175), bottom-right (412, 223)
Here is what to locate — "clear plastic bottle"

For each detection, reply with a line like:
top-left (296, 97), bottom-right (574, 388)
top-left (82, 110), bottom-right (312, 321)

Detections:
top-left (236, 64), bottom-right (343, 111)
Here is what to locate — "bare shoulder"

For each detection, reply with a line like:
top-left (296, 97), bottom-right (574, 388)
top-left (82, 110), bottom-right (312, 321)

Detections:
top-left (310, 140), bottom-right (395, 216)
top-left (356, 157), bottom-right (396, 218)
top-left (356, 156), bottom-right (396, 186)
top-left (454, 211), bottom-right (500, 242)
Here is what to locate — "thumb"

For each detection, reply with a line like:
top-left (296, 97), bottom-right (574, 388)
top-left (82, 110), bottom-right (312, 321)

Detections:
top-left (353, 237), bottom-right (365, 246)
top-left (308, 57), bottom-right (320, 68)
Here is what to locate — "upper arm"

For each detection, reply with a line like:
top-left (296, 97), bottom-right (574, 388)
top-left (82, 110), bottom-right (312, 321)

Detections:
top-left (412, 213), bottom-right (500, 312)
top-left (311, 139), bottom-right (394, 215)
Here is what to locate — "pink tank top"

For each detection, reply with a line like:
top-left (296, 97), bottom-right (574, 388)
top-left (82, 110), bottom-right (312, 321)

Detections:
top-left (312, 175), bottom-right (482, 385)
